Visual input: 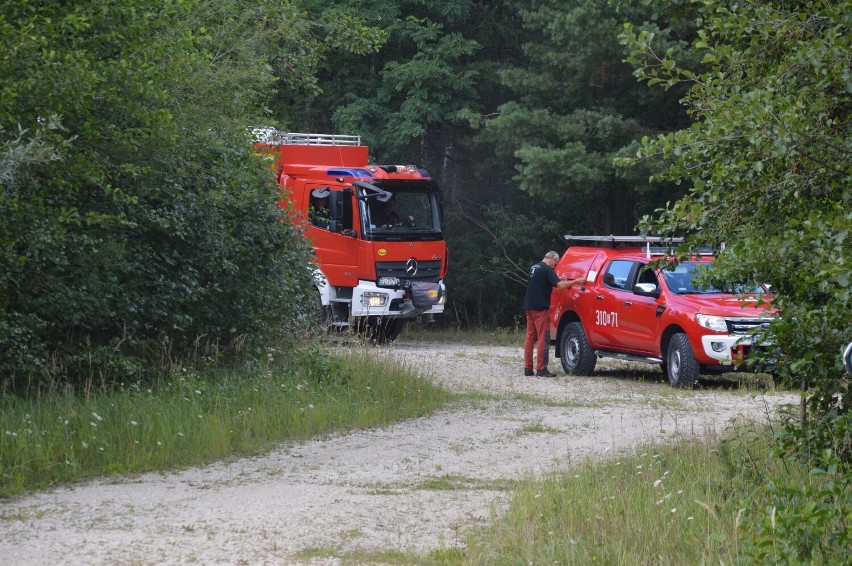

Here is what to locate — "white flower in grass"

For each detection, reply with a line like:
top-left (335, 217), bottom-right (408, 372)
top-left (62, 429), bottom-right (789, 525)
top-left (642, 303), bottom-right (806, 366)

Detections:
top-left (670, 508), bottom-right (677, 513)
top-left (92, 412), bottom-right (103, 421)
top-left (654, 479), bottom-right (663, 488)
top-left (81, 441), bottom-right (88, 448)
top-left (130, 420), bottom-right (138, 426)
top-left (178, 432), bottom-right (185, 437)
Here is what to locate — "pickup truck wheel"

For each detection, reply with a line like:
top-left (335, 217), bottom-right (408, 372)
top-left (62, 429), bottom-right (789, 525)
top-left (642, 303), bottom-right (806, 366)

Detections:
top-left (666, 333), bottom-right (699, 388)
top-left (560, 322), bottom-right (596, 375)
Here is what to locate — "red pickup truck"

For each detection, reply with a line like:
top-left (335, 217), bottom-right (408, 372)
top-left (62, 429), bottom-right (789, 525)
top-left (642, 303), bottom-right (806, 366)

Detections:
top-left (550, 236), bottom-right (774, 387)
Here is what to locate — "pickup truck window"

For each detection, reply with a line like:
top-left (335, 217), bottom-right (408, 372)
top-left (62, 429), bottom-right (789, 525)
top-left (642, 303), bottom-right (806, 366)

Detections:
top-left (637, 267), bottom-right (658, 286)
top-left (603, 260), bottom-right (635, 290)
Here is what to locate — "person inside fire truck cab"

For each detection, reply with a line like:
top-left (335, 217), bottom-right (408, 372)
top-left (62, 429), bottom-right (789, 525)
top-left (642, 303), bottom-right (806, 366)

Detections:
top-left (377, 198), bottom-right (414, 228)
top-left (522, 251), bottom-right (585, 378)
top-left (309, 190), bottom-right (331, 229)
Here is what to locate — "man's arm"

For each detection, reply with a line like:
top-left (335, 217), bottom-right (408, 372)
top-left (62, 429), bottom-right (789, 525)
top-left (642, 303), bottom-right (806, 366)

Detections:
top-left (555, 277), bottom-right (585, 290)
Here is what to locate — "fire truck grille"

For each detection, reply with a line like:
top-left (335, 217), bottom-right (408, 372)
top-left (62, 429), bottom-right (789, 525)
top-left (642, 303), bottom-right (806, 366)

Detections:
top-left (376, 260), bottom-right (441, 282)
top-left (725, 318), bottom-right (772, 335)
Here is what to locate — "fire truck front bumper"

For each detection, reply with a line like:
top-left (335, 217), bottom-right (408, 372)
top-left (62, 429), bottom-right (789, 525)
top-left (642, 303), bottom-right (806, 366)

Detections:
top-left (352, 280), bottom-right (446, 318)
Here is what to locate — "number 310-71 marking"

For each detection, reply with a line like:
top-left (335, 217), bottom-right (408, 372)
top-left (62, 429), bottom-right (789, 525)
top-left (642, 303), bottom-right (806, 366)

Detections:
top-left (595, 310), bottom-right (618, 327)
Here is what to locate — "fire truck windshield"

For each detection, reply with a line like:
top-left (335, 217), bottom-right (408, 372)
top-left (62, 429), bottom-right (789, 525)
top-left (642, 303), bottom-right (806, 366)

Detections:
top-left (360, 187), bottom-right (443, 241)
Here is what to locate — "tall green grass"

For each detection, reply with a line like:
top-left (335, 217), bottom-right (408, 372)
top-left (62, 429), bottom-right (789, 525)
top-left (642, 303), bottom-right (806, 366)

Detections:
top-left (0, 346), bottom-right (454, 497)
top-left (460, 416), bottom-right (849, 565)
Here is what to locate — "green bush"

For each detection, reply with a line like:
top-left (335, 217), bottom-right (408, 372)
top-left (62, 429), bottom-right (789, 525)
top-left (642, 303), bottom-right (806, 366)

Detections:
top-left (0, 1), bottom-right (316, 388)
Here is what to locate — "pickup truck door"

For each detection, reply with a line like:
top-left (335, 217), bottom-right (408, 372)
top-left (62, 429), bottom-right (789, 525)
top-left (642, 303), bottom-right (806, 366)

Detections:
top-left (617, 265), bottom-right (664, 355)
top-left (587, 259), bottom-right (636, 349)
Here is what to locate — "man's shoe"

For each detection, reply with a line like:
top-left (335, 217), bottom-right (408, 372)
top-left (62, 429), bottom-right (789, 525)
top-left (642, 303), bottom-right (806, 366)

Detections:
top-left (524, 369), bottom-right (534, 376)
top-left (536, 369), bottom-right (557, 377)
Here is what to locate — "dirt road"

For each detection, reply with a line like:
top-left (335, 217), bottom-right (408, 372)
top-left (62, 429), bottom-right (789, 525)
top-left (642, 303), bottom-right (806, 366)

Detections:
top-left (0, 341), bottom-right (797, 565)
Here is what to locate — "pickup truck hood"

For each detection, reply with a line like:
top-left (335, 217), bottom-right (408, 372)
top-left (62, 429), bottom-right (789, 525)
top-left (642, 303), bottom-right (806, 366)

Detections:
top-left (668, 293), bottom-right (773, 316)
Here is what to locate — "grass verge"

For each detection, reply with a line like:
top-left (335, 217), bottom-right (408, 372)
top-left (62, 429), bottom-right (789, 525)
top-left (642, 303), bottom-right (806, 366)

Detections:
top-left (0, 346), bottom-right (455, 497)
top-left (458, 413), bottom-right (848, 565)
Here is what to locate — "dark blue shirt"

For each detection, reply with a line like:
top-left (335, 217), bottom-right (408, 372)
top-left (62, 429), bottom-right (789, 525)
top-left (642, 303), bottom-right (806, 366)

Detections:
top-left (523, 261), bottom-right (560, 310)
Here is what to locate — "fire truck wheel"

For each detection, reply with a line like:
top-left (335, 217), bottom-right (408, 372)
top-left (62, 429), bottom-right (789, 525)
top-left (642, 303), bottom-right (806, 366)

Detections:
top-left (358, 318), bottom-right (405, 344)
top-left (311, 293), bottom-right (332, 330)
top-left (376, 319), bottom-right (405, 343)
top-left (666, 333), bottom-right (699, 388)
top-left (559, 322), bottom-right (596, 375)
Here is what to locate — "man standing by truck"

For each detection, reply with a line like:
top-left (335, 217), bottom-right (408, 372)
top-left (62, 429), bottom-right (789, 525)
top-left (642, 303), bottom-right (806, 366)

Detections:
top-left (523, 251), bottom-right (584, 377)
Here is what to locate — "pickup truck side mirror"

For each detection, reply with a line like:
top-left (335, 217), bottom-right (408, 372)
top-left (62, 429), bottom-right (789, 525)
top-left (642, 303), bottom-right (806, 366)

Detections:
top-left (633, 283), bottom-right (660, 298)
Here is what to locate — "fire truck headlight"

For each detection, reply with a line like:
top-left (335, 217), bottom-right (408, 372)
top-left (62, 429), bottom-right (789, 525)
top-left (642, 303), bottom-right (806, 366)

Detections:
top-left (696, 314), bottom-right (727, 332)
top-left (362, 292), bottom-right (389, 307)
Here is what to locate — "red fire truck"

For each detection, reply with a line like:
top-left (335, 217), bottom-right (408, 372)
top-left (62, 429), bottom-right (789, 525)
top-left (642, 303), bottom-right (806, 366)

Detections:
top-left (551, 236), bottom-right (774, 387)
top-left (254, 129), bottom-right (447, 341)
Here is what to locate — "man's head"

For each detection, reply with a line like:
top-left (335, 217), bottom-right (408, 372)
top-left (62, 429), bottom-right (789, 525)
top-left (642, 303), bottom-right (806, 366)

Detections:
top-left (543, 250), bottom-right (560, 266)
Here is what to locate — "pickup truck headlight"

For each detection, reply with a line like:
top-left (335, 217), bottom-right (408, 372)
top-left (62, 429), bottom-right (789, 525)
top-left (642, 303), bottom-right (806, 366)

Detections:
top-left (696, 314), bottom-right (727, 332)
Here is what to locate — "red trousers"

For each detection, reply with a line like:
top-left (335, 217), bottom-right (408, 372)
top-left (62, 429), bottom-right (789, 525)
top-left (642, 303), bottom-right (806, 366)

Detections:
top-left (524, 309), bottom-right (550, 371)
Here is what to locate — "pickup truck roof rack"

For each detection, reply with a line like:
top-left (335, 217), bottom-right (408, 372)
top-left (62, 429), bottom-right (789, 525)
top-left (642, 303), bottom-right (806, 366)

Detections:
top-left (251, 127), bottom-right (361, 146)
top-left (564, 235), bottom-right (684, 246)
top-left (563, 235), bottom-right (717, 260)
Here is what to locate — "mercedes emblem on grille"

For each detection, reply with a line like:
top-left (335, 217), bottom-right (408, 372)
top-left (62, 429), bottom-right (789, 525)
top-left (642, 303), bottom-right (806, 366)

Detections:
top-left (405, 258), bottom-right (418, 276)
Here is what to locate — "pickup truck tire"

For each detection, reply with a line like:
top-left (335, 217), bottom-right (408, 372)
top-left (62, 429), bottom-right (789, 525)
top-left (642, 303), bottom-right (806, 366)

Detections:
top-left (559, 322), bottom-right (597, 375)
top-left (666, 333), bottom-right (699, 388)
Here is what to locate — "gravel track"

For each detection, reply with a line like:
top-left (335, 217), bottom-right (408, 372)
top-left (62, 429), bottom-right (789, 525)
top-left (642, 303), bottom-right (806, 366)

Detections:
top-left (0, 340), bottom-right (798, 565)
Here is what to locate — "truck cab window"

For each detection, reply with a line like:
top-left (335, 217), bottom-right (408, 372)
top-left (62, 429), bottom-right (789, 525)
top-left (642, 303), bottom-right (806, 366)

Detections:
top-left (603, 260), bottom-right (635, 290)
top-left (309, 193), bottom-right (331, 229)
top-left (637, 267), bottom-right (658, 286)
top-left (361, 186), bottom-right (442, 240)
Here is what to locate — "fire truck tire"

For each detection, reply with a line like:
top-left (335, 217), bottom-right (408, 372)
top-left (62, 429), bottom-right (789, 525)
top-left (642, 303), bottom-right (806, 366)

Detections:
top-left (559, 322), bottom-right (596, 375)
top-left (311, 293), bottom-right (333, 330)
top-left (375, 318), bottom-right (405, 343)
top-left (358, 317), bottom-right (405, 343)
top-left (666, 333), bottom-right (699, 388)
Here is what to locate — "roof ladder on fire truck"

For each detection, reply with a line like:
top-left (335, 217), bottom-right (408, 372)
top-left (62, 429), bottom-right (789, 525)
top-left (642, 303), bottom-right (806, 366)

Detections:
top-left (251, 127), bottom-right (361, 146)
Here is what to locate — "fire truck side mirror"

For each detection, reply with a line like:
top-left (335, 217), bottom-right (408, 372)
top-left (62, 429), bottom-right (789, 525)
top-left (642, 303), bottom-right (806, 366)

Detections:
top-left (327, 192), bottom-right (343, 226)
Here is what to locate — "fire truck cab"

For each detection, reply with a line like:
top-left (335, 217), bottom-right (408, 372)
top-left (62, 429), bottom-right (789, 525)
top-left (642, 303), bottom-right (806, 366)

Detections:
top-left (254, 130), bottom-right (447, 341)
